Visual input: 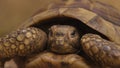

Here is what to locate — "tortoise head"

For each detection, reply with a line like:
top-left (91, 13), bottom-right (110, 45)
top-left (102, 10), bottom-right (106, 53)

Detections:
top-left (48, 25), bottom-right (80, 54)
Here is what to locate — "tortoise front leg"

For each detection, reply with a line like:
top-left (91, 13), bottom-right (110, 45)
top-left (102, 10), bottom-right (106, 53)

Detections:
top-left (81, 34), bottom-right (120, 67)
top-left (0, 27), bottom-right (47, 68)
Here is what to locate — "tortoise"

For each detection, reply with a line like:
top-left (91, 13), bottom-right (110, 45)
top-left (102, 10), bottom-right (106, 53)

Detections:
top-left (1, 0), bottom-right (120, 68)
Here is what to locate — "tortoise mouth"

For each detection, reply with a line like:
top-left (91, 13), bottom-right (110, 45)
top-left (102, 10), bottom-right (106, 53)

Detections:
top-left (30, 16), bottom-right (109, 40)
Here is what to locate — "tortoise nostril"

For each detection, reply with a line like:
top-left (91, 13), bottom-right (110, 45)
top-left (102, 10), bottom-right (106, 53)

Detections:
top-left (56, 39), bottom-right (64, 45)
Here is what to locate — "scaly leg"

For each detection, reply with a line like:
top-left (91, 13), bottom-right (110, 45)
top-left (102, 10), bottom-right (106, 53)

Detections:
top-left (81, 34), bottom-right (120, 68)
top-left (0, 27), bottom-right (47, 68)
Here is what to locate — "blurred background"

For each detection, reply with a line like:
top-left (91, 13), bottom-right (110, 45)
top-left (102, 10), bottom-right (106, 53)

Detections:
top-left (0, 0), bottom-right (120, 36)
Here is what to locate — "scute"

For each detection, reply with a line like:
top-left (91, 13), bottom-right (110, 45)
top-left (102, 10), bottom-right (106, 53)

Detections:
top-left (18, 0), bottom-right (120, 45)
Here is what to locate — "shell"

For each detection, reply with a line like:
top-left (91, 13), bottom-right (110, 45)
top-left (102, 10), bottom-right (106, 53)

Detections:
top-left (19, 0), bottom-right (120, 45)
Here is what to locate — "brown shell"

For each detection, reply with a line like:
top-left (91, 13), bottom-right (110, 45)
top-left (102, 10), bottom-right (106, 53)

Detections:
top-left (19, 0), bottom-right (120, 45)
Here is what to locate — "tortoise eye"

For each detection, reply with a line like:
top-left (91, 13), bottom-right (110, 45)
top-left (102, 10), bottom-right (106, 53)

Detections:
top-left (71, 30), bottom-right (76, 37)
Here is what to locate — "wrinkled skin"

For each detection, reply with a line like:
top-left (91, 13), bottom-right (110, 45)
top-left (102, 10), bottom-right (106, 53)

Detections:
top-left (0, 25), bottom-right (120, 68)
top-left (24, 25), bottom-right (90, 68)
top-left (48, 25), bottom-right (80, 54)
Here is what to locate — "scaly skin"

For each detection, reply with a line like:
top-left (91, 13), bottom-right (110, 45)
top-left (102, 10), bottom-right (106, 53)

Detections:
top-left (48, 25), bottom-right (80, 54)
top-left (24, 25), bottom-right (91, 68)
top-left (1, 25), bottom-right (120, 68)
top-left (25, 25), bottom-right (120, 68)
top-left (81, 34), bottom-right (120, 67)
top-left (0, 27), bottom-right (47, 68)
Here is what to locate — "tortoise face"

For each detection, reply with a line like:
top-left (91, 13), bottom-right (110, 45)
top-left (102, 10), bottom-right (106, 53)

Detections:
top-left (48, 25), bottom-right (80, 54)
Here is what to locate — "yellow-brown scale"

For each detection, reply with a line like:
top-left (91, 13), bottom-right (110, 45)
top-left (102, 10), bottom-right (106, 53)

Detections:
top-left (0, 27), bottom-right (47, 68)
top-left (81, 34), bottom-right (120, 67)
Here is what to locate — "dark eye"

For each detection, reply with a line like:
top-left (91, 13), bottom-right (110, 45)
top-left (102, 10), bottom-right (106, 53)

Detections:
top-left (71, 30), bottom-right (76, 37)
